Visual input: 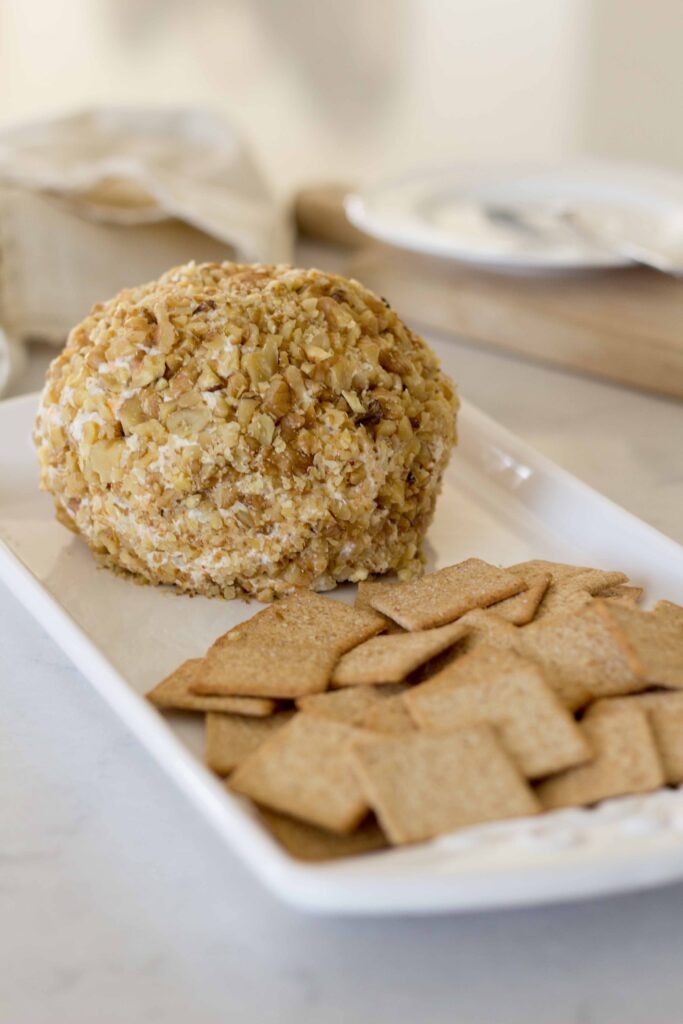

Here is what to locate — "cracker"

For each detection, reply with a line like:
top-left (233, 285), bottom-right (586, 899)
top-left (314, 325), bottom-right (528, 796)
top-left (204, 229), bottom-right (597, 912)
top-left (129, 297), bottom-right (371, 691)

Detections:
top-left (654, 600), bottom-right (683, 626)
top-left (454, 609), bottom-right (519, 653)
top-left (206, 710), bottom-right (294, 775)
top-left (192, 591), bottom-right (385, 699)
top-left (534, 569), bottom-right (629, 621)
top-left (536, 700), bottom-right (664, 810)
top-left (366, 558), bottom-right (528, 631)
top-left (510, 559), bottom-right (589, 583)
top-left (406, 646), bottom-right (591, 779)
top-left (230, 714), bottom-right (369, 833)
top-left (626, 691), bottom-right (683, 785)
top-left (350, 726), bottom-right (540, 845)
top-left (601, 601), bottom-right (683, 689)
top-left (407, 610), bottom-right (518, 685)
top-left (258, 808), bottom-right (387, 861)
top-left (355, 579), bottom-right (404, 634)
top-left (147, 659), bottom-right (277, 716)
top-left (515, 600), bottom-right (648, 709)
top-left (597, 584), bottom-right (643, 606)
top-left (296, 684), bottom-right (406, 726)
top-left (489, 571), bottom-right (551, 626)
top-left (570, 569), bottom-right (629, 594)
top-left (360, 696), bottom-right (416, 734)
top-left (533, 586), bottom-right (594, 621)
top-left (331, 619), bottom-right (468, 687)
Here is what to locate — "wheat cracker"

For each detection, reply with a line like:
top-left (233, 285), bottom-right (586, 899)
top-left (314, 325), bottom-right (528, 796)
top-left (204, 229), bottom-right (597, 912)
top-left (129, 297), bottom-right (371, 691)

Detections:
top-left (350, 725), bottom-right (540, 845)
top-left (206, 710), bottom-right (294, 775)
top-left (230, 714), bottom-right (369, 833)
top-left (366, 558), bottom-right (528, 631)
top-left (537, 700), bottom-right (664, 810)
top-left (406, 645), bottom-right (591, 778)
top-left (147, 659), bottom-right (277, 716)
top-left (192, 591), bottom-right (385, 699)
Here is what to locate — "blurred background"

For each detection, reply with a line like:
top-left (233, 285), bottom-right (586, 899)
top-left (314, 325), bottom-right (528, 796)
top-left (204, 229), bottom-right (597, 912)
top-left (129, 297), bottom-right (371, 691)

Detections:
top-left (1, 0), bottom-right (682, 193)
top-left (1, 0), bottom-right (683, 407)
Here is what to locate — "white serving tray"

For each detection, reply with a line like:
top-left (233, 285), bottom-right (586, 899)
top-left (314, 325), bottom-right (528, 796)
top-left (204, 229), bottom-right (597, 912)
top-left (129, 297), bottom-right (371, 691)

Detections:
top-left (2, 391), bottom-right (683, 916)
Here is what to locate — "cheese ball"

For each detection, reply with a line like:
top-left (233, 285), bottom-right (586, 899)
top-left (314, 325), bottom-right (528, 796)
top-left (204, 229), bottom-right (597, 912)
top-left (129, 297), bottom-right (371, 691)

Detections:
top-left (35, 263), bottom-right (457, 600)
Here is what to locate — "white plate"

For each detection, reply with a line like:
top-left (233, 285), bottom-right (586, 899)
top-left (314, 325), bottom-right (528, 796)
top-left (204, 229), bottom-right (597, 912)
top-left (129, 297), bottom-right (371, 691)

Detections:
top-left (3, 391), bottom-right (683, 915)
top-left (346, 160), bottom-right (683, 273)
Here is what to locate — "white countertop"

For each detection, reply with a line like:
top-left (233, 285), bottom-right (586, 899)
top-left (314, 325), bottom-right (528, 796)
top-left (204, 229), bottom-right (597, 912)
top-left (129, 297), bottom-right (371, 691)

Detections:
top-left (3, 314), bottom-right (683, 1022)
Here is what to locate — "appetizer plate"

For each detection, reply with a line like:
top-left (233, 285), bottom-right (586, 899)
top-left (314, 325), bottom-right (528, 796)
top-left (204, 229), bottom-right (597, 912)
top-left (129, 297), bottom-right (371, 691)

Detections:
top-left (2, 391), bottom-right (683, 916)
top-left (346, 160), bottom-right (683, 273)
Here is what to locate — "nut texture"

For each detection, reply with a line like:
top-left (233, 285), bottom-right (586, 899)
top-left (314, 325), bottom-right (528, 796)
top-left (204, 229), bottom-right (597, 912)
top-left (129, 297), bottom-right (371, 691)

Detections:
top-left (34, 262), bottom-right (458, 600)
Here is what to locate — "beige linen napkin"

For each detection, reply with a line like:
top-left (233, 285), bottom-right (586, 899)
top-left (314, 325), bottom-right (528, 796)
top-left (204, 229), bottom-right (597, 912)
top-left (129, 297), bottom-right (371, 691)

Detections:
top-left (0, 107), bottom-right (290, 394)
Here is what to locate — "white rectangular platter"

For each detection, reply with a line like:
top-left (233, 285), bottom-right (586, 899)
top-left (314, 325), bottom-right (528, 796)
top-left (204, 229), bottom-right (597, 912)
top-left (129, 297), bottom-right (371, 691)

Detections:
top-left (2, 391), bottom-right (683, 916)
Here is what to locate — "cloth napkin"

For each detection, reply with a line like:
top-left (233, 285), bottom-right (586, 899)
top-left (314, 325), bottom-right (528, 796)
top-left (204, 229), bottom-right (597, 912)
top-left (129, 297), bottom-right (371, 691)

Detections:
top-left (0, 108), bottom-right (290, 394)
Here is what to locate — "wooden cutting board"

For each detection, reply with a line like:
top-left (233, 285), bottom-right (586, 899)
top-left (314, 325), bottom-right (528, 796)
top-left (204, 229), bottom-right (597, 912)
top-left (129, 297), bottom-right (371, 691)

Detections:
top-left (347, 245), bottom-right (683, 400)
top-left (293, 184), bottom-right (683, 400)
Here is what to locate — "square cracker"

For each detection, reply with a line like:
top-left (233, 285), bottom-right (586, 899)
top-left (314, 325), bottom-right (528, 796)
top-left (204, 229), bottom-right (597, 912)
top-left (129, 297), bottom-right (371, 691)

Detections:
top-left (514, 600), bottom-right (648, 710)
top-left (297, 684), bottom-right (407, 726)
top-left (206, 710), bottom-right (294, 775)
top-left (258, 808), bottom-right (387, 861)
top-left (350, 725), bottom-right (540, 845)
top-left (230, 714), bottom-right (369, 834)
top-left (406, 646), bottom-right (591, 779)
top-left (536, 700), bottom-right (664, 810)
top-left (489, 571), bottom-right (551, 626)
top-left (603, 601), bottom-right (683, 689)
top-left (366, 559), bottom-right (528, 631)
top-left (654, 600), bottom-right (683, 626)
top-left (624, 691), bottom-right (683, 785)
top-left (331, 619), bottom-right (468, 687)
top-left (510, 560), bottom-right (590, 583)
top-left (355, 579), bottom-right (403, 634)
top-left (147, 659), bottom-right (277, 716)
top-left (406, 610), bottom-right (518, 686)
top-left (597, 584), bottom-right (643, 606)
top-left (192, 591), bottom-right (385, 700)
top-left (534, 570), bottom-right (628, 621)
top-left (450, 609), bottom-right (518, 655)
top-left (360, 696), bottom-right (416, 735)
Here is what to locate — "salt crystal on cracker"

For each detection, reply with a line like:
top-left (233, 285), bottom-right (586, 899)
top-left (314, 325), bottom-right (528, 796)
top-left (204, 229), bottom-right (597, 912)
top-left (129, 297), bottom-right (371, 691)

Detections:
top-left (147, 659), bottom-right (277, 717)
top-left (515, 601), bottom-right (648, 710)
top-left (258, 808), bottom-right (387, 861)
top-left (406, 646), bottom-right (591, 779)
top-left (331, 619), bottom-right (468, 687)
top-left (206, 710), bottom-right (294, 775)
top-left (367, 559), bottom-right (527, 631)
top-left (537, 700), bottom-right (664, 810)
top-left (230, 714), bottom-right (369, 834)
top-left (192, 591), bottom-right (385, 699)
top-left (350, 725), bottom-right (540, 845)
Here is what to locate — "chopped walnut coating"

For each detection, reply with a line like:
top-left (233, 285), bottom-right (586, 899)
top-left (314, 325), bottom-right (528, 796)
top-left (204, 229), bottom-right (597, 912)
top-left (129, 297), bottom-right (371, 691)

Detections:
top-left (35, 262), bottom-right (458, 600)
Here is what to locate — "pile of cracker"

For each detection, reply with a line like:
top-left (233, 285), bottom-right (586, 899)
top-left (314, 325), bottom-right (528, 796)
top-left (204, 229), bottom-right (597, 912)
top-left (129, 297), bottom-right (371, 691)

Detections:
top-left (147, 557), bottom-right (683, 861)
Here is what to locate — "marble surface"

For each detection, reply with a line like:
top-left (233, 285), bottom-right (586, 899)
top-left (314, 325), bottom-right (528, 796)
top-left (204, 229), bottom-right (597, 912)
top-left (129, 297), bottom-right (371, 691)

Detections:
top-left (3, 302), bottom-right (683, 1022)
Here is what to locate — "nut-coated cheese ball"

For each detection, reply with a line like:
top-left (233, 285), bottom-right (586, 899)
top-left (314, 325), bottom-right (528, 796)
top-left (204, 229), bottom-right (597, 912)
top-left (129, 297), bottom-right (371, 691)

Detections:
top-left (35, 262), bottom-right (457, 600)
